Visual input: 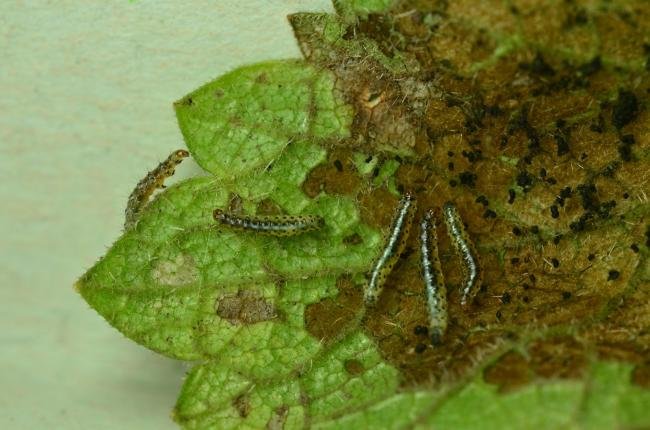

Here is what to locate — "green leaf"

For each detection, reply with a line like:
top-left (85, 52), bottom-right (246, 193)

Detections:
top-left (175, 60), bottom-right (352, 180)
top-left (174, 361), bottom-right (305, 429)
top-left (578, 362), bottom-right (650, 429)
top-left (414, 362), bottom-right (650, 430)
top-left (77, 61), bottom-right (382, 371)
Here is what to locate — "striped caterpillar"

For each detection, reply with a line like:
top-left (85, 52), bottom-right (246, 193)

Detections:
top-left (125, 149), bottom-right (189, 229)
top-left (213, 209), bottom-right (325, 237)
top-left (363, 194), bottom-right (482, 347)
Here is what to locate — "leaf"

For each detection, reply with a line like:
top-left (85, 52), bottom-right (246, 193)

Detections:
top-left (421, 362), bottom-right (650, 429)
top-left (332, 0), bottom-right (395, 20)
top-left (77, 60), bottom-right (382, 369)
top-left (77, 0), bottom-right (650, 428)
top-left (174, 61), bottom-right (352, 181)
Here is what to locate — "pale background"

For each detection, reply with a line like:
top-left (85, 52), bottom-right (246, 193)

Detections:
top-left (0, 1), bottom-right (333, 428)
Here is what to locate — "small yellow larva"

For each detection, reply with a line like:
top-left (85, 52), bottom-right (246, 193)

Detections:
top-left (125, 149), bottom-right (189, 229)
top-left (212, 209), bottom-right (325, 237)
top-left (364, 192), bottom-right (417, 305)
top-left (419, 209), bottom-right (448, 346)
top-left (442, 202), bottom-right (482, 306)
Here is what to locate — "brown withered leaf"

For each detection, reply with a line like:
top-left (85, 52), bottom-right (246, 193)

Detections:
top-left (292, 0), bottom-right (649, 389)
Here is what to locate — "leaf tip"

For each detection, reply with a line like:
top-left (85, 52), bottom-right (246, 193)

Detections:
top-left (73, 279), bottom-right (82, 293)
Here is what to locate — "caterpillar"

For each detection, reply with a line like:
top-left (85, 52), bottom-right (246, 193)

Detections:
top-left (212, 209), bottom-right (325, 236)
top-left (419, 209), bottom-right (448, 346)
top-left (442, 202), bottom-right (482, 306)
top-left (364, 192), bottom-right (417, 305)
top-left (124, 149), bottom-right (189, 229)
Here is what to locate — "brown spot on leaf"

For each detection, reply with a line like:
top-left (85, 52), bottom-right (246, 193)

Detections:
top-left (358, 187), bottom-right (399, 229)
top-left (583, 285), bottom-right (650, 365)
top-left (151, 254), bottom-right (199, 286)
top-left (355, 81), bottom-right (417, 151)
top-left (305, 275), bottom-right (363, 344)
top-left (360, 87), bottom-right (386, 109)
top-left (632, 363), bottom-right (650, 389)
top-left (303, 148), bottom-right (362, 197)
top-left (233, 393), bottom-right (251, 418)
top-left (216, 290), bottom-right (278, 325)
top-left (528, 337), bottom-right (587, 380)
top-left (484, 350), bottom-right (531, 392)
top-left (175, 96), bottom-right (194, 107)
top-left (266, 405), bottom-right (289, 430)
top-left (255, 73), bottom-right (269, 84)
top-left (344, 359), bottom-right (365, 376)
top-left (228, 193), bottom-right (243, 214)
top-left (342, 232), bottom-right (363, 245)
top-left (256, 198), bottom-right (283, 216)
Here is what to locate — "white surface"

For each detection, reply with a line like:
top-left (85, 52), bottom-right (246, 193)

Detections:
top-left (0, 1), bottom-right (332, 428)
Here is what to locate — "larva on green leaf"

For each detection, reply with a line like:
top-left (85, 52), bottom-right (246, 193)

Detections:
top-left (124, 149), bottom-right (189, 229)
top-left (419, 209), bottom-right (448, 346)
top-left (442, 202), bottom-right (482, 306)
top-left (364, 192), bottom-right (417, 305)
top-left (213, 209), bottom-right (325, 237)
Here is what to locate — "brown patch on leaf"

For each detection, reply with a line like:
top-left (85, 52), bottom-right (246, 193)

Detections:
top-left (343, 359), bottom-right (365, 376)
top-left (256, 198), bottom-right (283, 216)
top-left (350, 80), bottom-right (418, 152)
top-left (289, 12), bottom-right (420, 155)
top-left (593, 6), bottom-right (650, 64)
top-left (291, 0), bottom-right (650, 389)
top-left (215, 290), bottom-right (278, 325)
top-left (358, 187), bottom-right (400, 229)
top-left (428, 19), bottom-right (496, 74)
top-left (266, 406), bottom-right (289, 430)
top-left (342, 233), bottom-right (363, 245)
top-left (361, 252), bottom-right (508, 385)
top-left (304, 275), bottom-right (363, 343)
top-left (151, 254), bottom-right (199, 286)
top-left (303, 148), bottom-right (362, 197)
top-left (528, 337), bottom-right (587, 380)
top-left (484, 350), bottom-right (531, 392)
top-left (632, 363), bottom-right (650, 389)
top-left (233, 393), bottom-right (251, 418)
top-left (228, 193), bottom-right (243, 214)
top-left (583, 284), bottom-right (650, 365)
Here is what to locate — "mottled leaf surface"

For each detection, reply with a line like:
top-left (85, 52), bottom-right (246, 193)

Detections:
top-left (78, 0), bottom-right (650, 428)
